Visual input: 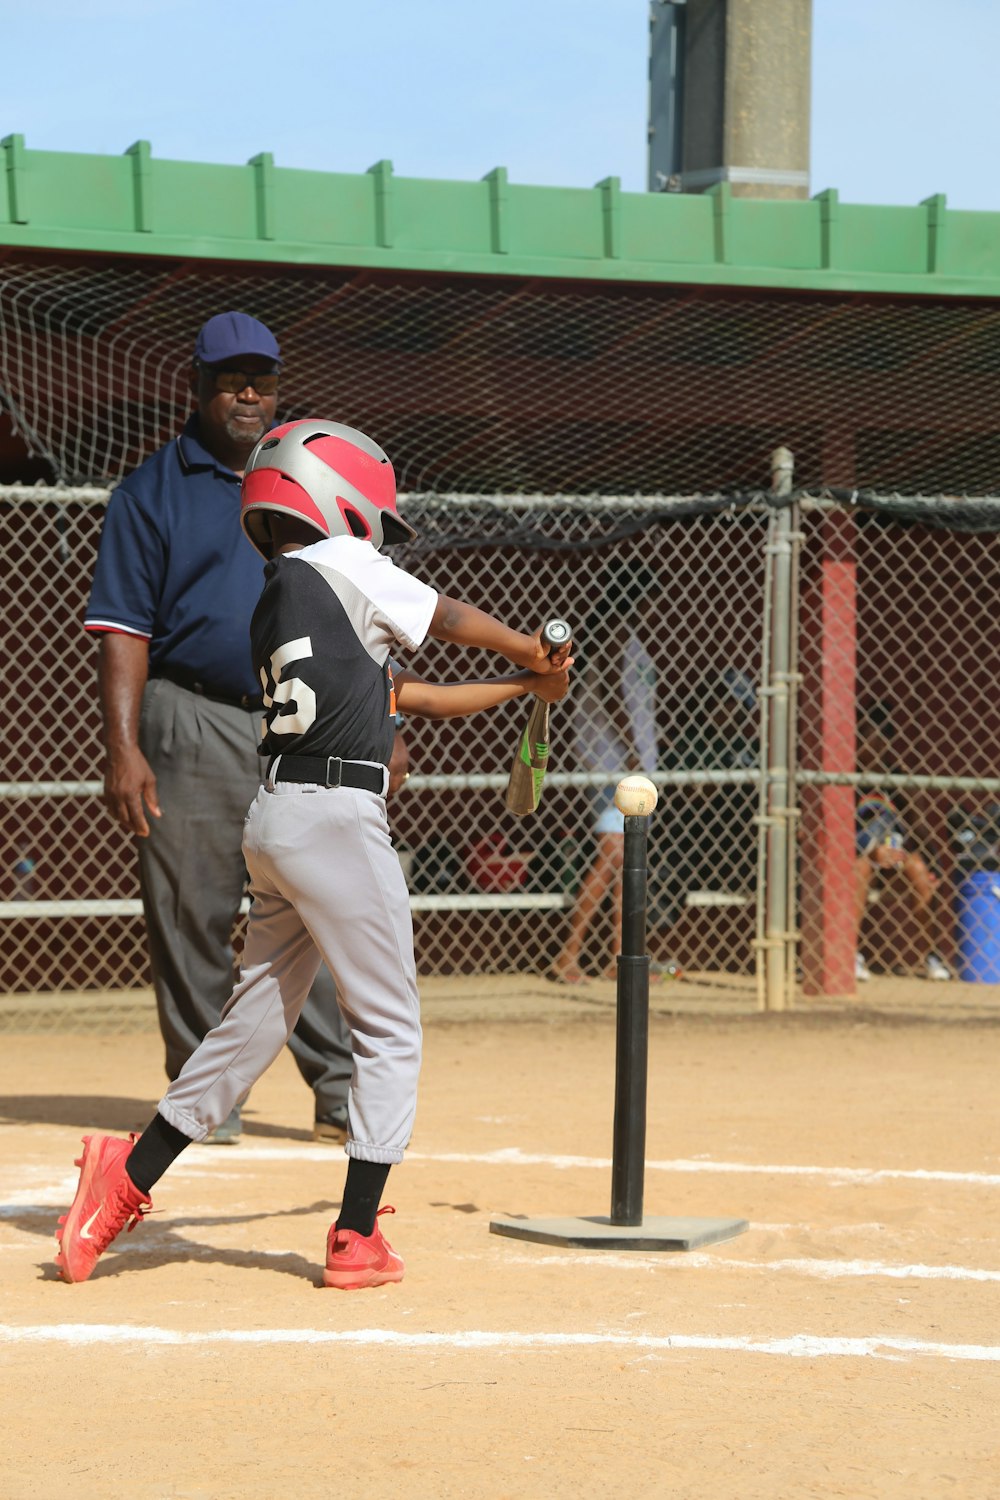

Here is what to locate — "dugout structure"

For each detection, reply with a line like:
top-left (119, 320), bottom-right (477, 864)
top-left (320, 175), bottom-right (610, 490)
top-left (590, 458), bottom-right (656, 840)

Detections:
top-left (2, 141), bottom-right (1000, 1022)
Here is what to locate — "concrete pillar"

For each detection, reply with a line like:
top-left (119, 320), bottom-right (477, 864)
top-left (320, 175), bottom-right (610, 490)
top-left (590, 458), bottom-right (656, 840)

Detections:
top-left (666, 0), bottom-right (812, 200)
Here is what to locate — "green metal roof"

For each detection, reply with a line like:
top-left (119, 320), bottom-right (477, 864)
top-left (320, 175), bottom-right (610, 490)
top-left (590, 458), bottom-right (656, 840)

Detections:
top-left (2, 135), bottom-right (999, 298)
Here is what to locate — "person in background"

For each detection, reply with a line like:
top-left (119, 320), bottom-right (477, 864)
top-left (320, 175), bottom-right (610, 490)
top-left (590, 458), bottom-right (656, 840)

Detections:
top-left (553, 563), bottom-right (660, 983)
top-left (649, 667), bottom-right (760, 961)
top-left (84, 311), bottom-right (355, 1144)
top-left (854, 701), bottom-right (952, 982)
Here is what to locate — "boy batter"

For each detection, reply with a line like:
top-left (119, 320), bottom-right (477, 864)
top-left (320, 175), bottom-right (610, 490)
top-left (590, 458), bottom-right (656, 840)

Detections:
top-left (56, 419), bottom-right (571, 1290)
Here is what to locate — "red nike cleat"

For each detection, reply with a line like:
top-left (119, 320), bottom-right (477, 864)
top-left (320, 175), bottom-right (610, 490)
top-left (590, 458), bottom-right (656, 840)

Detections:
top-left (55, 1134), bottom-right (151, 1284)
top-left (323, 1205), bottom-right (405, 1289)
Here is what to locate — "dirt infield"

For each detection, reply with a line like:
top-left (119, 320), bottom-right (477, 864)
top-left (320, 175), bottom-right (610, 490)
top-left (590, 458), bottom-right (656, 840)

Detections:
top-left (3, 974), bottom-right (1000, 1499)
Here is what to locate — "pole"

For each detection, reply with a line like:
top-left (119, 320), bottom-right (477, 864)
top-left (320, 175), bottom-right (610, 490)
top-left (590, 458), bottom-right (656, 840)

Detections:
top-left (765, 447), bottom-right (794, 1012)
top-left (785, 494), bottom-right (803, 1003)
top-left (754, 491), bottom-right (776, 1011)
top-left (610, 814), bottom-right (650, 1225)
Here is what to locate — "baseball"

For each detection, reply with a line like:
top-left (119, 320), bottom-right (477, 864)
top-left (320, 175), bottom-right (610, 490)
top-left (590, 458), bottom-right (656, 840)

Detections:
top-left (614, 774), bottom-right (658, 817)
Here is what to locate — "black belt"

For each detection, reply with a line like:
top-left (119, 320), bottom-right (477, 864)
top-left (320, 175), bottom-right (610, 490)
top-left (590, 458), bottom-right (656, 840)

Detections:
top-left (154, 667), bottom-right (263, 712)
top-left (269, 755), bottom-right (386, 794)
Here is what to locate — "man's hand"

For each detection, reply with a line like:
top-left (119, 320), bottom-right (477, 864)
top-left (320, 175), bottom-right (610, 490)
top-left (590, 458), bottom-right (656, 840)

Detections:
top-left (96, 634), bottom-right (160, 835)
top-left (103, 744), bottom-right (161, 837)
top-left (870, 844), bottom-right (907, 871)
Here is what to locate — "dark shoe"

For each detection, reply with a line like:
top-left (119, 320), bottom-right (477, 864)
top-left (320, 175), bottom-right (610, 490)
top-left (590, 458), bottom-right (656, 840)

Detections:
top-left (201, 1105), bottom-right (242, 1145)
top-left (313, 1106), bottom-right (349, 1145)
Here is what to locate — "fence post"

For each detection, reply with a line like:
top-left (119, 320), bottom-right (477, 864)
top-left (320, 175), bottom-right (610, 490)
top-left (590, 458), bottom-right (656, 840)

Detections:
top-left (784, 493), bottom-right (804, 1004)
top-left (764, 448), bottom-right (795, 1011)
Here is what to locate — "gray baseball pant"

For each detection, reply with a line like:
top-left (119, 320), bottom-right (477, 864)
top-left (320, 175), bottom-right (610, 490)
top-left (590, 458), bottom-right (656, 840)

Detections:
top-left (136, 678), bottom-right (353, 1116)
top-left (158, 777), bottom-right (422, 1164)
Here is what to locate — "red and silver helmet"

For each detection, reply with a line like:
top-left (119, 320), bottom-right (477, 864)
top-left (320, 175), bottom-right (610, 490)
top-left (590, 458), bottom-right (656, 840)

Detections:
top-left (240, 418), bottom-right (417, 559)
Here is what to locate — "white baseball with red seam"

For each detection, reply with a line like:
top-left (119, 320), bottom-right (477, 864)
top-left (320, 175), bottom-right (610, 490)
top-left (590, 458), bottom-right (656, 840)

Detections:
top-left (614, 774), bottom-right (658, 816)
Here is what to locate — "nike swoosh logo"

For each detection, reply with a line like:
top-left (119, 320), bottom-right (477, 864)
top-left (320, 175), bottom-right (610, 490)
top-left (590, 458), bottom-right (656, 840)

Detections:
top-left (79, 1207), bottom-right (102, 1240)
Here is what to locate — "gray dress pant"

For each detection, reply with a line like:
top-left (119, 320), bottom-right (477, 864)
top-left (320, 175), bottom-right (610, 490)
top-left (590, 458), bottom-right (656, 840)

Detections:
top-left (136, 677), bottom-right (352, 1117)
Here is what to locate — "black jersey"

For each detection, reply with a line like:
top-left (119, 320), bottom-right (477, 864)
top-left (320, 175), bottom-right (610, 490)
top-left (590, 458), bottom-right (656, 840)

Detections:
top-left (250, 536), bottom-right (437, 764)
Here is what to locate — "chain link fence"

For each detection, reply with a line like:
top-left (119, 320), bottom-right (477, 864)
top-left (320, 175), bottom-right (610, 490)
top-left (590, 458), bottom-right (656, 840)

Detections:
top-left (3, 483), bottom-right (999, 1029)
top-left (0, 491), bottom-right (767, 1000)
top-left (793, 497), bottom-right (1000, 998)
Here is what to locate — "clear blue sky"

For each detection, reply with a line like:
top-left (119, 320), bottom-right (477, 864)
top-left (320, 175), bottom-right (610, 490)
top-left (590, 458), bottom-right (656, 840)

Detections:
top-left (3, 0), bottom-right (998, 212)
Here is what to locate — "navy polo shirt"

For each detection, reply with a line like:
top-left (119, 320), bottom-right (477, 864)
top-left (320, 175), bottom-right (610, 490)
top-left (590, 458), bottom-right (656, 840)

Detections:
top-left (85, 415), bottom-right (267, 699)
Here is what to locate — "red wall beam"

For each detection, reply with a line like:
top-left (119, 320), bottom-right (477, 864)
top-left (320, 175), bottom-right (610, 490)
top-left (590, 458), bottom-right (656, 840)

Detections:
top-left (799, 511), bottom-right (859, 997)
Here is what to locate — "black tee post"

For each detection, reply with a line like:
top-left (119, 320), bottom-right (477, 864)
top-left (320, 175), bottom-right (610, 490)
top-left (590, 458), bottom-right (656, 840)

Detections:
top-left (490, 788), bottom-right (747, 1253)
top-left (610, 813), bottom-right (650, 1225)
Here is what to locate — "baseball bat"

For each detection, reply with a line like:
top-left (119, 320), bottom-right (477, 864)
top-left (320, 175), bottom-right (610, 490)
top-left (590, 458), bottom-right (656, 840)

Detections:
top-left (504, 619), bottom-right (572, 817)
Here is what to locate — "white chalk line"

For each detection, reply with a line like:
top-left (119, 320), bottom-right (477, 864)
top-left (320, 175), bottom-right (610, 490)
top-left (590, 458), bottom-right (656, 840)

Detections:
top-left (167, 1144), bottom-right (1000, 1189)
top-left (415, 1148), bottom-right (1000, 1187)
top-left (489, 1251), bottom-right (1000, 1282)
top-left (1, 1322), bottom-right (998, 1363)
top-left (10, 1141), bottom-right (1000, 1187)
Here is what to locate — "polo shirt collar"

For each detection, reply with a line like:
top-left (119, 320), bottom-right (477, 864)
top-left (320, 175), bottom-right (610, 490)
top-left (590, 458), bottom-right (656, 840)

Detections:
top-left (176, 413), bottom-right (242, 480)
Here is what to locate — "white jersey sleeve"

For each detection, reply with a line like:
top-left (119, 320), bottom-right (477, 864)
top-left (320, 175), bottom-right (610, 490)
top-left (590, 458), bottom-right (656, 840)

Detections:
top-left (293, 536), bottom-right (438, 655)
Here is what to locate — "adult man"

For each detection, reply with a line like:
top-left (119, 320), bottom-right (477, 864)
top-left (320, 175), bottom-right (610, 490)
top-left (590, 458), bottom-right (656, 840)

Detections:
top-left (84, 311), bottom-right (353, 1143)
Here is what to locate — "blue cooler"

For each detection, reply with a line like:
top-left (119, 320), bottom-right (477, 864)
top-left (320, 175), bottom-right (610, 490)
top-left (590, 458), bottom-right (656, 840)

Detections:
top-left (955, 871), bottom-right (1000, 983)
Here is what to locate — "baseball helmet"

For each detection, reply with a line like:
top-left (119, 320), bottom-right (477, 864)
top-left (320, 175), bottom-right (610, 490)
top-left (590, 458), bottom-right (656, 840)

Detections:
top-left (240, 419), bottom-right (417, 559)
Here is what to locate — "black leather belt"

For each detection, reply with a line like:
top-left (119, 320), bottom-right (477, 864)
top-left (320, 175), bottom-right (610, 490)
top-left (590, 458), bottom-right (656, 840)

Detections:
top-left (154, 667), bottom-right (263, 712)
top-left (269, 755), bottom-right (386, 794)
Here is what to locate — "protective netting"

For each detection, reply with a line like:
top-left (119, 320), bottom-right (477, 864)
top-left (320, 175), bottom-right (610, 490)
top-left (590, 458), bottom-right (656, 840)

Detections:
top-left (3, 489), bottom-right (1000, 1026)
top-left (2, 257), bottom-right (1000, 497)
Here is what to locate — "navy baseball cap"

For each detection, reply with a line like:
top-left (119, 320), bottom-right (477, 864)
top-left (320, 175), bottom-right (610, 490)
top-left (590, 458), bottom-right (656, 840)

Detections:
top-left (194, 311), bottom-right (282, 367)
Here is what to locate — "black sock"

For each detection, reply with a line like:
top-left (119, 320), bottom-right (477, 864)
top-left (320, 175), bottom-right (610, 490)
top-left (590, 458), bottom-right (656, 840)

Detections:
top-left (126, 1112), bottom-right (192, 1195)
top-left (335, 1159), bottom-right (391, 1237)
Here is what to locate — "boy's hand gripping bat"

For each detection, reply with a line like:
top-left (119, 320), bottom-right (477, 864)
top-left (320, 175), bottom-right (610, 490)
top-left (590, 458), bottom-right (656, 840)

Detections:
top-left (504, 619), bottom-right (572, 817)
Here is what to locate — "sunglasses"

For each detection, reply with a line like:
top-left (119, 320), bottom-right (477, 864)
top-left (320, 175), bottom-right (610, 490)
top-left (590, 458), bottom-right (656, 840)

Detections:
top-left (207, 368), bottom-right (280, 395)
